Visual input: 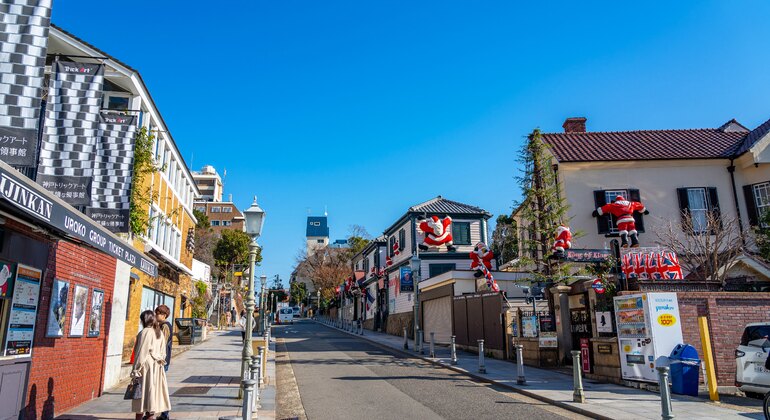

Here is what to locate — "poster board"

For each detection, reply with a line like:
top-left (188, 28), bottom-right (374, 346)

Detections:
top-left (4, 265), bottom-right (42, 357)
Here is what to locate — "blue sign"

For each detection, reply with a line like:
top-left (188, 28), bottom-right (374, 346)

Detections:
top-left (399, 266), bottom-right (414, 292)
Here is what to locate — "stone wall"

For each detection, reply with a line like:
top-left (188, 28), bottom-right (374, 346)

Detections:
top-left (385, 312), bottom-right (414, 338)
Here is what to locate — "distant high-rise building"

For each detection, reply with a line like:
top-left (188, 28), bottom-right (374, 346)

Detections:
top-left (306, 215), bottom-right (330, 256)
top-left (192, 165), bottom-right (224, 202)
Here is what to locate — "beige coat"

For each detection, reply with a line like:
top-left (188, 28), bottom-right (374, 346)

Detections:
top-left (131, 327), bottom-right (171, 414)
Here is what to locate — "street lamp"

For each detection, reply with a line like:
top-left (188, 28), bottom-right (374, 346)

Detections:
top-left (317, 290), bottom-right (321, 315)
top-left (410, 255), bottom-right (421, 347)
top-left (240, 196), bottom-right (265, 399)
top-left (259, 275), bottom-right (267, 334)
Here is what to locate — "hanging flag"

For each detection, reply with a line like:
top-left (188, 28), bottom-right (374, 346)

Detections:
top-left (620, 249), bottom-right (684, 281)
top-left (0, 0), bottom-right (53, 166)
top-left (37, 60), bottom-right (105, 205)
top-left (85, 113), bottom-right (137, 232)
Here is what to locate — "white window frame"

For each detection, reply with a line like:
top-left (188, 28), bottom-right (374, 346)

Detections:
top-left (686, 187), bottom-right (709, 233)
top-left (754, 182), bottom-right (770, 227)
top-left (603, 189), bottom-right (628, 234)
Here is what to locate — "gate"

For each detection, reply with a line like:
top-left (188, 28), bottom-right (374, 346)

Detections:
top-left (452, 293), bottom-right (505, 351)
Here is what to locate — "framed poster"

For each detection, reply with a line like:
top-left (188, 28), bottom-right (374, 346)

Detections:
top-left (522, 315), bottom-right (538, 337)
top-left (88, 289), bottom-right (104, 337)
top-left (70, 285), bottom-right (88, 337)
top-left (399, 266), bottom-right (413, 292)
top-left (596, 311), bottom-right (613, 333)
top-left (0, 261), bottom-right (15, 298)
top-left (46, 279), bottom-right (70, 337)
top-left (4, 265), bottom-right (42, 357)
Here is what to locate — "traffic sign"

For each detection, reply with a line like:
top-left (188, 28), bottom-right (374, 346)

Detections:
top-left (591, 279), bottom-right (606, 294)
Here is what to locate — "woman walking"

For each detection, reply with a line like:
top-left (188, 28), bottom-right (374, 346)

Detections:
top-left (131, 310), bottom-right (171, 420)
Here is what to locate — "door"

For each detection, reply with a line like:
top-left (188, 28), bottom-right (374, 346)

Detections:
top-left (0, 362), bottom-right (28, 420)
top-left (423, 297), bottom-right (452, 344)
top-left (140, 287), bottom-right (175, 329)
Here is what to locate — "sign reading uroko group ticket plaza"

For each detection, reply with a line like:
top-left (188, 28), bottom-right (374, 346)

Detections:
top-left (0, 164), bottom-right (157, 277)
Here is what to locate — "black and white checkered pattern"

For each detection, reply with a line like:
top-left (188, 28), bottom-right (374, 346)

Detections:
top-left (0, 0), bottom-right (52, 166)
top-left (90, 113), bottom-right (136, 208)
top-left (37, 60), bottom-right (104, 205)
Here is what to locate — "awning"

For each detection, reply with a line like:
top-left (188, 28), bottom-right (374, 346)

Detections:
top-left (0, 161), bottom-right (157, 276)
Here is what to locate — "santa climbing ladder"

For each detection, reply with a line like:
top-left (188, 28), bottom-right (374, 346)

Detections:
top-left (592, 195), bottom-right (649, 248)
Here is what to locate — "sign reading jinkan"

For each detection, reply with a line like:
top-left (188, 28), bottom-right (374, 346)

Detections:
top-left (0, 165), bottom-right (157, 277)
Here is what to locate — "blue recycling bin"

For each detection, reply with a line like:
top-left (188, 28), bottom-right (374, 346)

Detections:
top-left (669, 344), bottom-right (700, 396)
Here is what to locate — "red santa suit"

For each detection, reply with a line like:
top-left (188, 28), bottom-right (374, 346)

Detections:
top-left (470, 242), bottom-right (494, 278)
top-left (594, 195), bottom-right (647, 248)
top-left (552, 225), bottom-right (572, 254)
top-left (418, 215), bottom-right (456, 251)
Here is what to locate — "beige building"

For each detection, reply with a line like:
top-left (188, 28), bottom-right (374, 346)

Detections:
top-left (515, 116), bottom-right (770, 282)
top-left (192, 165), bottom-right (224, 202)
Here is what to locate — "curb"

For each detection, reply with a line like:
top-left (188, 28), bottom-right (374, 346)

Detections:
top-left (316, 320), bottom-right (612, 420)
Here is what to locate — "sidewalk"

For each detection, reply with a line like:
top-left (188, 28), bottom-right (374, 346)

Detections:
top-left (318, 319), bottom-right (763, 420)
top-left (57, 329), bottom-right (276, 420)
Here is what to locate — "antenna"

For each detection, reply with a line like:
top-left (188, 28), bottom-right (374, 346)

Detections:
top-left (324, 205), bottom-right (328, 217)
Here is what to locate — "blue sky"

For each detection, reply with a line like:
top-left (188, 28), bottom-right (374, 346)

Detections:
top-left (53, 1), bottom-right (770, 282)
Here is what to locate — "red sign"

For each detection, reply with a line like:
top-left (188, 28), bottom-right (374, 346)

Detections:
top-left (580, 337), bottom-right (591, 373)
top-left (591, 278), bottom-right (605, 294)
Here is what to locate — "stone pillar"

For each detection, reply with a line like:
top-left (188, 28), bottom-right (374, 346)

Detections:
top-left (551, 285), bottom-right (573, 364)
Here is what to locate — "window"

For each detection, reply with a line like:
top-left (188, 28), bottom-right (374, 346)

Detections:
top-left (676, 187), bottom-right (720, 234)
top-left (105, 95), bottom-right (129, 110)
top-left (194, 206), bottom-right (206, 213)
top-left (746, 182), bottom-right (770, 227)
top-left (452, 222), bottom-right (471, 245)
top-left (363, 258), bottom-right (369, 274)
top-left (222, 221), bottom-right (232, 226)
top-left (389, 236), bottom-right (396, 257)
top-left (429, 263), bottom-right (455, 278)
top-left (211, 221), bottom-right (220, 226)
top-left (311, 222), bottom-right (320, 226)
top-left (211, 207), bottom-right (221, 213)
top-left (592, 189), bottom-right (645, 235)
top-left (223, 207), bottom-right (233, 213)
top-left (317, 239), bottom-right (324, 243)
top-left (398, 229), bottom-right (406, 252)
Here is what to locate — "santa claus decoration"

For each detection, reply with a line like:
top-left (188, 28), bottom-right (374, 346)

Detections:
top-left (392, 239), bottom-right (400, 256)
top-left (592, 195), bottom-right (649, 248)
top-left (417, 215), bottom-right (456, 252)
top-left (470, 242), bottom-right (494, 278)
top-left (551, 225), bottom-right (572, 257)
top-left (386, 255), bottom-right (393, 266)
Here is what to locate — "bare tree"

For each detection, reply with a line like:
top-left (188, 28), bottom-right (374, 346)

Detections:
top-left (294, 246), bottom-right (351, 300)
top-left (655, 211), bottom-right (746, 283)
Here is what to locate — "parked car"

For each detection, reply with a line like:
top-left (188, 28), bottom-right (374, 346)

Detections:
top-left (292, 306), bottom-right (300, 318)
top-left (736, 322), bottom-right (770, 397)
top-left (278, 307), bottom-right (294, 324)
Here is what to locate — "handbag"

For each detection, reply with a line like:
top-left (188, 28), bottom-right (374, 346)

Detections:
top-left (123, 377), bottom-right (143, 400)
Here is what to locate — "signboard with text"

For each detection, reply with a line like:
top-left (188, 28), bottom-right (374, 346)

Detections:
top-left (562, 249), bottom-right (611, 263)
top-left (399, 266), bottom-right (414, 292)
top-left (4, 265), bottom-right (41, 358)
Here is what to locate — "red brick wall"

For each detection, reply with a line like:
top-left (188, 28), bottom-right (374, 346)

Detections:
top-left (22, 240), bottom-right (116, 419)
top-left (676, 292), bottom-right (770, 386)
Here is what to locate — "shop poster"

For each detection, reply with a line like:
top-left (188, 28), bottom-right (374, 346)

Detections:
top-left (70, 285), bottom-right (88, 337)
top-left (522, 315), bottom-right (538, 337)
top-left (88, 289), bottom-right (104, 337)
top-left (46, 279), bottom-right (70, 337)
top-left (0, 261), bottom-right (14, 298)
top-left (4, 265), bottom-right (42, 357)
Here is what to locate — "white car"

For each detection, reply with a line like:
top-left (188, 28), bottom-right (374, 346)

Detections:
top-left (278, 307), bottom-right (294, 324)
top-left (735, 322), bottom-right (770, 397)
top-left (292, 306), bottom-right (300, 318)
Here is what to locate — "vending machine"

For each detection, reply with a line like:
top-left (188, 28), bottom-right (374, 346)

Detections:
top-left (613, 292), bottom-right (683, 382)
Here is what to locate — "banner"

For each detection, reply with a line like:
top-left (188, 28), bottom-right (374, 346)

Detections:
top-left (621, 249), bottom-right (683, 280)
top-left (37, 60), bottom-right (105, 205)
top-left (399, 266), bottom-right (413, 292)
top-left (0, 0), bottom-right (53, 166)
top-left (86, 113), bottom-right (137, 232)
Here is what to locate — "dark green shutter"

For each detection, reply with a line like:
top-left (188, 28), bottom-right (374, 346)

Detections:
top-left (594, 190), bottom-right (609, 234)
top-left (744, 185), bottom-right (759, 226)
top-left (707, 187), bottom-right (722, 233)
top-left (629, 189), bottom-right (645, 233)
top-left (677, 188), bottom-right (690, 232)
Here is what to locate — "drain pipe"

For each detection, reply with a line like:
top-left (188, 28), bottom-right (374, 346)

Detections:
top-left (728, 160), bottom-right (746, 246)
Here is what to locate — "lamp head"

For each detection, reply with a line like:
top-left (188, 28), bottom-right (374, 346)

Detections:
top-left (243, 195), bottom-right (266, 239)
top-left (410, 255), bottom-right (421, 273)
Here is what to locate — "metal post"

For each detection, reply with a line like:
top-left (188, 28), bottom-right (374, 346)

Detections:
top-left (239, 242), bottom-right (259, 399)
top-left (450, 335), bottom-right (458, 365)
top-left (657, 366), bottom-right (675, 420)
top-left (257, 347), bottom-right (265, 388)
top-left (403, 327), bottom-right (409, 350)
top-left (241, 379), bottom-right (256, 420)
top-left (250, 355), bottom-right (260, 407)
top-left (478, 339), bottom-right (486, 373)
top-left (429, 332), bottom-right (435, 358)
top-left (416, 329), bottom-right (423, 354)
top-left (516, 344), bottom-right (526, 384)
top-left (570, 350), bottom-right (585, 403)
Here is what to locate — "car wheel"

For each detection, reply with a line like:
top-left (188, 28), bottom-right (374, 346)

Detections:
top-left (747, 392), bottom-right (764, 400)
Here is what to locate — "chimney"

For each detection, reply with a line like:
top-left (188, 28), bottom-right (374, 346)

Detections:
top-left (563, 117), bottom-right (587, 133)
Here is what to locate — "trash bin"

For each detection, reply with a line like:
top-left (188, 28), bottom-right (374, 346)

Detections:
top-left (176, 318), bottom-right (203, 345)
top-left (669, 344), bottom-right (701, 396)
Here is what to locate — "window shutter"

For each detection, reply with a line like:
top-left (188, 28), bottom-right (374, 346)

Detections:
top-left (707, 187), bottom-right (722, 233)
top-left (399, 230), bottom-right (405, 252)
top-left (744, 185), bottom-right (759, 226)
top-left (629, 189), bottom-right (645, 233)
top-left (676, 188), bottom-right (690, 231)
top-left (593, 190), bottom-right (609, 234)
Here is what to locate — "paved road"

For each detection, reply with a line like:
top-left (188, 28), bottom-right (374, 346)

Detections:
top-left (275, 320), bottom-right (586, 420)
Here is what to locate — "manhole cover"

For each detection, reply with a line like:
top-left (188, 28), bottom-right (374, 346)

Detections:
top-left (173, 386), bottom-right (211, 395)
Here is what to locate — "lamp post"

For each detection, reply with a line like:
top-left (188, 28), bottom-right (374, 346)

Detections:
top-left (410, 255), bottom-right (421, 347)
top-left (240, 196), bottom-right (265, 399)
top-left (316, 290), bottom-right (321, 317)
top-left (260, 276), bottom-right (267, 334)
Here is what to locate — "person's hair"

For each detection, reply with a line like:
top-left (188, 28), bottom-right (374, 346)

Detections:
top-left (140, 310), bottom-right (161, 339)
top-left (241, 310), bottom-right (245, 317)
top-left (155, 304), bottom-right (170, 318)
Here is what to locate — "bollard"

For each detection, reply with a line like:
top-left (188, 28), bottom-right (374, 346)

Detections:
top-left (241, 379), bottom-right (256, 420)
top-left (478, 339), bottom-right (486, 373)
top-left (570, 350), bottom-right (585, 403)
top-left (657, 366), bottom-right (675, 420)
top-left (257, 347), bottom-right (265, 388)
top-left (429, 332), bottom-right (435, 358)
top-left (516, 344), bottom-right (526, 384)
top-left (360, 321), bottom-right (364, 335)
top-left (403, 327), bottom-right (409, 350)
top-left (416, 329), bottom-right (424, 354)
top-left (250, 355), bottom-right (260, 408)
top-left (450, 335), bottom-right (458, 365)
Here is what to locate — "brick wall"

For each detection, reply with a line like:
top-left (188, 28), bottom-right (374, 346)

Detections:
top-left (675, 292), bottom-right (770, 386)
top-left (22, 240), bottom-right (117, 419)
